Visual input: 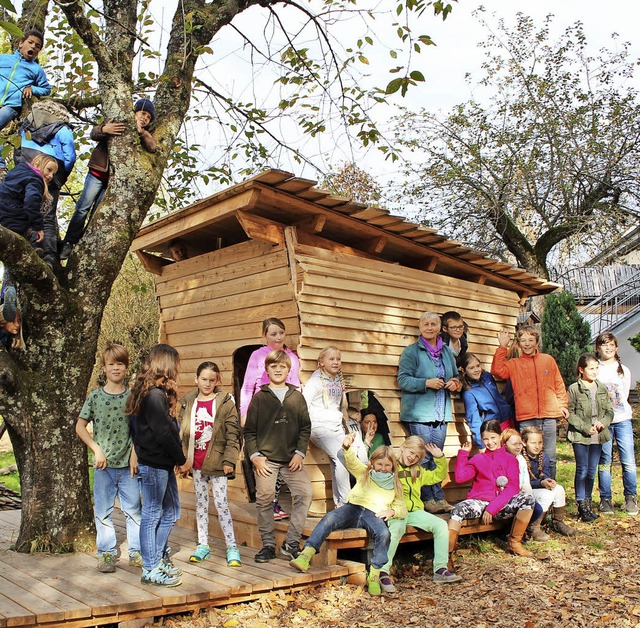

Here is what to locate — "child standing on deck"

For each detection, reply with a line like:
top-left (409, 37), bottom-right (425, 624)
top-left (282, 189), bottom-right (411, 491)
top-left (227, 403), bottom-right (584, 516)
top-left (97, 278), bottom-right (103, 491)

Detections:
top-left (75, 343), bottom-right (142, 573)
top-left (0, 30), bottom-right (50, 174)
top-left (303, 346), bottom-right (351, 507)
top-left (567, 354), bottom-right (613, 523)
top-left (126, 344), bottom-right (191, 587)
top-left (380, 436), bottom-right (461, 591)
top-left (240, 317), bottom-right (301, 520)
top-left (245, 350), bottom-right (313, 563)
top-left (290, 433), bottom-right (407, 596)
top-left (178, 361), bottom-right (242, 567)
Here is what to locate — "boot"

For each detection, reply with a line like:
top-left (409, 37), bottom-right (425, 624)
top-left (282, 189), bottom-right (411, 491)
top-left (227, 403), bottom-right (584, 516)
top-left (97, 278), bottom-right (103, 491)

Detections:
top-left (448, 522), bottom-right (461, 571)
top-left (578, 500), bottom-right (597, 523)
top-left (367, 567), bottom-right (381, 596)
top-left (551, 506), bottom-right (576, 536)
top-left (290, 546), bottom-right (316, 572)
top-left (586, 499), bottom-right (600, 521)
top-left (507, 511), bottom-right (534, 557)
top-left (527, 511), bottom-right (550, 542)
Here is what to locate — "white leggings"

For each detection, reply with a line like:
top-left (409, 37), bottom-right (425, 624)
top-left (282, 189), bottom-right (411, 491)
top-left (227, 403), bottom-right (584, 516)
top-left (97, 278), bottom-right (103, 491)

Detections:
top-left (532, 484), bottom-right (566, 511)
top-left (193, 469), bottom-right (237, 548)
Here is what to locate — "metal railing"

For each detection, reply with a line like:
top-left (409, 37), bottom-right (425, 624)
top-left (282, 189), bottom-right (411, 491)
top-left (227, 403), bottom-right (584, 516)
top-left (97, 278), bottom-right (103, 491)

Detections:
top-left (578, 269), bottom-right (640, 339)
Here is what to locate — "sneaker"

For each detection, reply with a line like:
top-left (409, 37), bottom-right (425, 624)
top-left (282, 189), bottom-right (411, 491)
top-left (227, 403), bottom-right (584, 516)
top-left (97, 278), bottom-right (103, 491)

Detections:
top-left (128, 551), bottom-right (143, 567)
top-left (190, 544), bottom-right (210, 563)
top-left (280, 542), bottom-right (301, 560)
top-left (254, 546), bottom-right (276, 563)
top-left (141, 566), bottom-right (182, 587)
top-left (2, 286), bottom-right (17, 323)
top-left (97, 553), bottom-right (116, 573)
top-left (433, 567), bottom-right (462, 584)
top-left (625, 495), bottom-right (639, 516)
top-left (599, 498), bottom-right (615, 515)
top-left (159, 556), bottom-right (182, 577)
top-left (379, 571), bottom-right (396, 593)
top-left (226, 545), bottom-right (242, 567)
top-left (273, 501), bottom-right (290, 520)
top-left (59, 242), bottom-right (74, 261)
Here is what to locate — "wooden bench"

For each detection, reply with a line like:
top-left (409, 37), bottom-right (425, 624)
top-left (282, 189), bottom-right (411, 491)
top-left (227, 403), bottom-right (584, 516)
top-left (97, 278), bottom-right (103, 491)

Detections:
top-left (176, 488), bottom-right (511, 568)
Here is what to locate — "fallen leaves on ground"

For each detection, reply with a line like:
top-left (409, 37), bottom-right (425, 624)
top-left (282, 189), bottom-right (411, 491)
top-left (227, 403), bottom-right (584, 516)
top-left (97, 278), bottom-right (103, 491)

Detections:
top-left (162, 517), bottom-right (640, 628)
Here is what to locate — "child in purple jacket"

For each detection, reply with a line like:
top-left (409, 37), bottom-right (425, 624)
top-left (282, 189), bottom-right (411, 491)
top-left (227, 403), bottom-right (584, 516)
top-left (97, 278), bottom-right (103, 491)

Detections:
top-left (448, 420), bottom-right (536, 569)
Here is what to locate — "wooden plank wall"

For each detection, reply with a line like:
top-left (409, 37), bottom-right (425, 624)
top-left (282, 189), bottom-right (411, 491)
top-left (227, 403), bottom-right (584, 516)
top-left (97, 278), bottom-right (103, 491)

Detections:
top-left (292, 243), bottom-right (521, 513)
top-left (154, 239), bottom-right (300, 503)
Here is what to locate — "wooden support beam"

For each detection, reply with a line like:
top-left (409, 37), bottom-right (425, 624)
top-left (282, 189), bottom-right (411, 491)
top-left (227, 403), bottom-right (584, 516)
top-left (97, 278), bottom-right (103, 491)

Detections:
top-left (361, 236), bottom-right (387, 255)
top-left (418, 256), bottom-right (438, 272)
top-left (476, 275), bottom-right (487, 285)
top-left (135, 250), bottom-right (171, 275)
top-left (296, 214), bottom-right (326, 234)
top-left (236, 210), bottom-right (284, 244)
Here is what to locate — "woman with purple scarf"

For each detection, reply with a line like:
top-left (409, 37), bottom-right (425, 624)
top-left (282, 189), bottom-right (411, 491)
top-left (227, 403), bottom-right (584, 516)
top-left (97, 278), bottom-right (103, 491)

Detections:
top-left (398, 311), bottom-right (462, 514)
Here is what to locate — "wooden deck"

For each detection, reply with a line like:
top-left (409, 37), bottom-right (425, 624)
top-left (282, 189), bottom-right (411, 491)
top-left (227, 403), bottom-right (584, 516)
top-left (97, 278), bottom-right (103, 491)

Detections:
top-left (0, 510), bottom-right (361, 628)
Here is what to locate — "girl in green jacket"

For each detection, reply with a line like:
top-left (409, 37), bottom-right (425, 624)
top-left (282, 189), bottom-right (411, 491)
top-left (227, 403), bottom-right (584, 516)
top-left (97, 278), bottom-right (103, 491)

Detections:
top-left (567, 353), bottom-right (613, 523)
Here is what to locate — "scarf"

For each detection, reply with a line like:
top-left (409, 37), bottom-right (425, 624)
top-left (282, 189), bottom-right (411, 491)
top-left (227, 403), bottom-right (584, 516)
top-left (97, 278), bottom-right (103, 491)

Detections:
top-left (419, 335), bottom-right (443, 359)
top-left (370, 470), bottom-right (395, 490)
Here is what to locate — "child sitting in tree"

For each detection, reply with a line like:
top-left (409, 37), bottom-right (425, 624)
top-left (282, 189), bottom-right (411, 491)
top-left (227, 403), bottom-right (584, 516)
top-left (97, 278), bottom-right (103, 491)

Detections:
top-left (60, 98), bottom-right (157, 259)
top-left (0, 30), bottom-right (50, 174)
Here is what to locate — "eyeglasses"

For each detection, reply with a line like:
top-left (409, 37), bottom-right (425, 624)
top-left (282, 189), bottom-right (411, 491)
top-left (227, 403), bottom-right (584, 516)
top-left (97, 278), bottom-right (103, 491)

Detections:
top-left (446, 325), bottom-right (465, 331)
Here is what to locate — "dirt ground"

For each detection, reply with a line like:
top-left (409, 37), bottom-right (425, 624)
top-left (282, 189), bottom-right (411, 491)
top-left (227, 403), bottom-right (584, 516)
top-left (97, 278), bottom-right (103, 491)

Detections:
top-left (160, 515), bottom-right (640, 628)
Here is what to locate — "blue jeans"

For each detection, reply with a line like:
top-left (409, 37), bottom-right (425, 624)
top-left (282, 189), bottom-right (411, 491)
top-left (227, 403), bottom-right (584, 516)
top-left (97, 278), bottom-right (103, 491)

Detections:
top-left (406, 422), bottom-right (447, 501)
top-left (304, 503), bottom-right (391, 569)
top-left (139, 465), bottom-right (181, 571)
top-left (94, 467), bottom-right (141, 556)
top-left (63, 171), bottom-right (106, 245)
top-left (573, 443), bottom-right (602, 502)
top-left (599, 421), bottom-right (637, 498)
top-left (0, 105), bottom-right (19, 169)
top-left (518, 418), bottom-right (557, 479)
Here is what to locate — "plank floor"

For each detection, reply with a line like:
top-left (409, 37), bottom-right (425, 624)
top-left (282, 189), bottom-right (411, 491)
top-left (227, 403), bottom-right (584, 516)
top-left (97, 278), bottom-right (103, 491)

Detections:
top-left (0, 510), bottom-right (357, 628)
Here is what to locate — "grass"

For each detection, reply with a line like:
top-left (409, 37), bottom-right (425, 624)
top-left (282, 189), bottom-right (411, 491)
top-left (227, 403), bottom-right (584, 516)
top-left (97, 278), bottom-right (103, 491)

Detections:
top-left (0, 451), bottom-right (95, 496)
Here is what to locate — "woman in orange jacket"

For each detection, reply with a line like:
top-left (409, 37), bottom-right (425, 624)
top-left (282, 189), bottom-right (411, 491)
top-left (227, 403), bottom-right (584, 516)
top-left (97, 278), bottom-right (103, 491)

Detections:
top-left (491, 325), bottom-right (568, 479)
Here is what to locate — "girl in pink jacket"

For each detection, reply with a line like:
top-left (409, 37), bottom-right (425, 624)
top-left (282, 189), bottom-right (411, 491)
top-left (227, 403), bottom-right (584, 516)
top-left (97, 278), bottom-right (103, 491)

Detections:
top-left (447, 420), bottom-right (536, 569)
top-left (240, 317), bottom-right (301, 519)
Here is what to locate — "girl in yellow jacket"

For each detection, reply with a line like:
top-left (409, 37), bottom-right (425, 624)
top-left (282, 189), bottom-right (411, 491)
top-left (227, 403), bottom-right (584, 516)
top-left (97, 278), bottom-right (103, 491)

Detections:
top-left (290, 432), bottom-right (407, 596)
top-left (379, 436), bottom-right (462, 592)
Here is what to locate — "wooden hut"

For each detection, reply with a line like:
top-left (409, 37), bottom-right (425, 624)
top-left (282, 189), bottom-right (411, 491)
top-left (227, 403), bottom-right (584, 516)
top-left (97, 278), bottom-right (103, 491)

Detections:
top-left (131, 169), bottom-right (557, 534)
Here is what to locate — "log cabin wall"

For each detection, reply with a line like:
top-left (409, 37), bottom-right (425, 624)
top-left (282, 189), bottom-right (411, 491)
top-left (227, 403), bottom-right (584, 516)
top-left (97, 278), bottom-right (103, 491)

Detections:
top-left (151, 238), bottom-right (300, 504)
top-left (292, 242), bottom-right (521, 513)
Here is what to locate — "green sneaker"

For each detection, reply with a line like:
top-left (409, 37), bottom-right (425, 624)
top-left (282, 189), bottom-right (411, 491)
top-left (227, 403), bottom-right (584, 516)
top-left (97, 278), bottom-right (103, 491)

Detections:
top-left (290, 546), bottom-right (315, 572)
top-left (226, 545), bottom-right (242, 567)
top-left (128, 551), bottom-right (143, 567)
top-left (159, 556), bottom-right (182, 577)
top-left (367, 567), bottom-right (381, 596)
top-left (190, 544), bottom-right (211, 563)
top-left (97, 553), bottom-right (116, 573)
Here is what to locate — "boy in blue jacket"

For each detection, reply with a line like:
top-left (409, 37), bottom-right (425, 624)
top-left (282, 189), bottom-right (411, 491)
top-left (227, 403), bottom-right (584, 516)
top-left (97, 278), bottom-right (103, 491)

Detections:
top-left (0, 30), bottom-right (51, 172)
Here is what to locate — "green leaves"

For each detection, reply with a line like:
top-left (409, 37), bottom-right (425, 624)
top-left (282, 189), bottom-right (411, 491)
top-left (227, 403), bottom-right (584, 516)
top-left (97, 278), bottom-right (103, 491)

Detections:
top-left (385, 71), bottom-right (425, 96)
top-left (0, 21), bottom-right (21, 38)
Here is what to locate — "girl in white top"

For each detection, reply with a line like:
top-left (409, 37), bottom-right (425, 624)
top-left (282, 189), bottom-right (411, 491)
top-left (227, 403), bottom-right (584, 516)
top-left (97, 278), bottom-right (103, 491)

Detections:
top-left (595, 332), bottom-right (638, 515)
top-left (303, 346), bottom-right (351, 506)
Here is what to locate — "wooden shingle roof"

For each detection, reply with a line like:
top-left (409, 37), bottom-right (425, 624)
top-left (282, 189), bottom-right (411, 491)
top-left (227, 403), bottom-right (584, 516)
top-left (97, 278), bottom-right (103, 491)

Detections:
top-left (134, 169), bottom-right (559, 297)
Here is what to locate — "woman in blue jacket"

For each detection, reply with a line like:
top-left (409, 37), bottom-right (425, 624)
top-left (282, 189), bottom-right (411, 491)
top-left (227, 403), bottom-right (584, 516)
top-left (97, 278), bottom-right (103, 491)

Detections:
top-left (397, 311), bottom-right (461, 513)
top-left (459, 352), bottom-right (514, 453)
